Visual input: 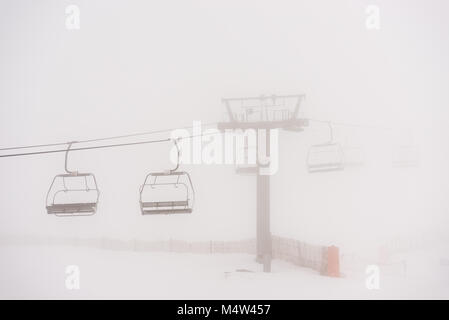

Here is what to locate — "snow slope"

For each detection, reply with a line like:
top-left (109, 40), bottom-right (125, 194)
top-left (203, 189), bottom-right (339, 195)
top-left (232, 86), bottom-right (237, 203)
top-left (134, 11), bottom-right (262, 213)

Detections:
top-left (0, 244), bottom-right (448, 299)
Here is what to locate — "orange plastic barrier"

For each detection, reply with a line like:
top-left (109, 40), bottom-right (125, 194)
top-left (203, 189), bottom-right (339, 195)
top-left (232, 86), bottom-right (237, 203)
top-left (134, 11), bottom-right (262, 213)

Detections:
top-left (327, 245), bottom-right (340, 277)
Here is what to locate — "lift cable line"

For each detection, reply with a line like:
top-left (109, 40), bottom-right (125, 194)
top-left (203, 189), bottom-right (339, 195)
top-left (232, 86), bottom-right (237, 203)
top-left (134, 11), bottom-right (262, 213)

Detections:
top-left (0, 141), bottom-right (74, 152)
top-left (0, 121), bottom-right (219, 152)
top-left (306, 121), bottom-right (345, 173)
top-left (0, 116), bottom-right (396, 156)
top-left (0, 131), bottom-right (220, 159)
top-left (0, 138), bottom-right (172, 158)
top-left (307, 118), bottom-right (394, 131)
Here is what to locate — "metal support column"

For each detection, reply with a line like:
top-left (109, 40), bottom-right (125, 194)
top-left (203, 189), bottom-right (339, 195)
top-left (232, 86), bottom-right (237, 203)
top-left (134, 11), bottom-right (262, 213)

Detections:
top-left (256, 129), bottom-right (272, 272)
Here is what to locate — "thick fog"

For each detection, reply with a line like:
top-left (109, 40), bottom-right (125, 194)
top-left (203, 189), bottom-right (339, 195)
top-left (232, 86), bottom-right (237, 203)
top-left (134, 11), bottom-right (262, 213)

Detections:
top-left (1, 0), bottom-right (448, 257)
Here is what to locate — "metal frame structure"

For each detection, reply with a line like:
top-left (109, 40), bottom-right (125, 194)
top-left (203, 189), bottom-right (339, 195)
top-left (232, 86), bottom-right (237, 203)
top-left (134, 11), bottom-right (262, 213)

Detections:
top-left (392, 145), bottom-right (420, 168)
top-left (306, 122), bottom-right (345, 173)
top-left (218, 94), bottom-right (308, 272)
top-left (342, 145), bottom-right (365, 168)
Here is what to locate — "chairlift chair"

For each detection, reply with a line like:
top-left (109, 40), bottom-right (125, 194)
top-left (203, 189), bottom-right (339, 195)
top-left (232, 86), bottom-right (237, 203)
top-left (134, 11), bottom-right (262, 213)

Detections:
top-left (392, 145), bottom-right (419, 168)
top-left (46, 142), bottom-right (100, 216)
top-left (139, 139), bottom-right (195, 215)
top-left (307, 142), bottom-right (345, 173)
top-left (306, 122), bottom-right (345, 173)
top-left (222, 95), bottom-right (305, 124)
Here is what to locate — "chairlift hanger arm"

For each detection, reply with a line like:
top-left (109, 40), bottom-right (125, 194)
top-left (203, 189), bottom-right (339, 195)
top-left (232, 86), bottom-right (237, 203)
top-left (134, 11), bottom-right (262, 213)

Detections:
top-left (185, 171), bottom-right (195, 210)
top-left (65, 141), bottom-right (78, 175)
top-left (170, 139), bottom-right (181, 173)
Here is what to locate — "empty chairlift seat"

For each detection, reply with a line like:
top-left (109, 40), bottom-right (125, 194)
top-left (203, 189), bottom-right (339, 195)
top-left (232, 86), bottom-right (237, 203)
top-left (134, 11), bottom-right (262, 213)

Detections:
top-left (392, 145), bottom-right (420, 168)
top-left (235, 136), bottom-right (258, 175)
top-left (306, 143), bottom-right (345, 173)
top-left (139, 171), bottom-right (195, 215)
top-left (46, 173), bottom-right (100, 216)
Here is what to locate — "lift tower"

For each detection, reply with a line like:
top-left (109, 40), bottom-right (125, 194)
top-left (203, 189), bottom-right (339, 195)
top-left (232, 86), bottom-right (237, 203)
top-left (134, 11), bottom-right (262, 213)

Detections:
top-left (217, 94), bottom-right (308, 272)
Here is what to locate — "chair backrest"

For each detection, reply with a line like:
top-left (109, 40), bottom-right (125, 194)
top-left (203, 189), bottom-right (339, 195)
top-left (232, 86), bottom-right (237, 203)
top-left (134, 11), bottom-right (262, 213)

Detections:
top-left (307, 143), bottom-right (345, 173)
top-left (46, 173), bottom-right (100, 216)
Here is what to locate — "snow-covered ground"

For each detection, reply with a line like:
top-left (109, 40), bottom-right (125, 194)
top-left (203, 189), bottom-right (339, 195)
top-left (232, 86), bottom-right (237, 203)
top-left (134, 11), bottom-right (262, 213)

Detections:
top-left (0, 244), bottom-right (448, 299)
